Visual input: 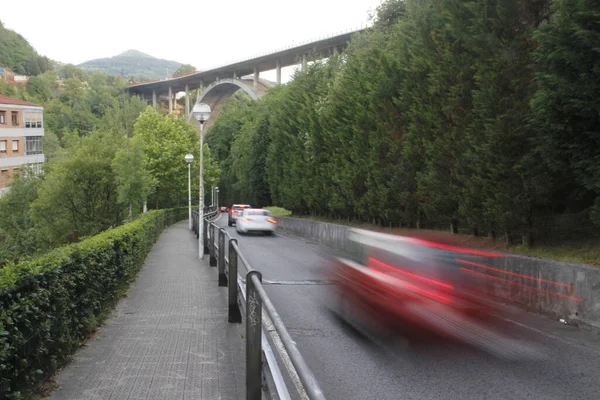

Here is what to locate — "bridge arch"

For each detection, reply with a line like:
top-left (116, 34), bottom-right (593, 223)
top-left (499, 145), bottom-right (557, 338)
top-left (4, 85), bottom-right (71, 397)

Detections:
top-left (187, 78), bottom-right (273, 126)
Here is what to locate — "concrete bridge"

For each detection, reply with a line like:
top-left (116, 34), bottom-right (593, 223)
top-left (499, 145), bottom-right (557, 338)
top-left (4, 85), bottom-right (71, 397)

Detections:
top-left (126, 27), bottom-right (366, 126)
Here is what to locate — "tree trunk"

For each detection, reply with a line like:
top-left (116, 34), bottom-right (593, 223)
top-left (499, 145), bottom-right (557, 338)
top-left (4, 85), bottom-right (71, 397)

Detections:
top-left (451, 220), bottom-right (458, 234)
top-left (504, 231), bottom-right (513, 245)
top-left (522, 232), bottom-right (533, 248)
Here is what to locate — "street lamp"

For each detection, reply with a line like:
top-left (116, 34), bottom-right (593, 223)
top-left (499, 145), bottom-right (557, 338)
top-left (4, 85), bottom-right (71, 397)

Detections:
top-left (192, 103), bottom-right (211, 259)
top-left (185, 153), bottom-right (194, 230)
top-left (215, 187), bottom-right (219, 209)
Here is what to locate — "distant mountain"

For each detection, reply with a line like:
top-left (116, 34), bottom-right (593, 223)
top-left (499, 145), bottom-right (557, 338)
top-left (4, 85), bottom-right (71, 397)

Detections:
top-left (78, 50), bottom-right (182, 80)
top-left (0, 20), bottom-right (52, 75)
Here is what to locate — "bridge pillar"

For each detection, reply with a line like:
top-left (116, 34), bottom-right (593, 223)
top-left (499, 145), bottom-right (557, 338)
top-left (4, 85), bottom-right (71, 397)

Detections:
top-left (185, 84), bottom-right (190, 120)
top-left (276, 60), bottom-right (281, 85)
top-left (152, 90), bottom-right (157, 109)
top-left (302, 53), bottom-right (307, 72)
top-left (168, 86), bottom-right (173, 113)
top-left (233, 71), bottom-right (237, 80)
top-left (253, 68), bottom-right (259, 91)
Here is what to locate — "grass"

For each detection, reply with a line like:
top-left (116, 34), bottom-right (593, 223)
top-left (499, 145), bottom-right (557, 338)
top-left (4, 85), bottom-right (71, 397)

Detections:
top-left (265, 206), bottom-right (292, 217)
top-left (285, 214), bottom-right (600, 267)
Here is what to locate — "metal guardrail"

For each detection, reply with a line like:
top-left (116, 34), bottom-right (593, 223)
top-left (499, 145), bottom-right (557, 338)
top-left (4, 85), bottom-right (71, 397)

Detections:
top-left (195, 210), bottom-right (326, 400)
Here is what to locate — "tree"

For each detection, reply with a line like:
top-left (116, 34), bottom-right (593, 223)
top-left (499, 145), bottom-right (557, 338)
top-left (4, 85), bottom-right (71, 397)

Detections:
top-left (42, 129), bottom-right (67, 163)
top-left (27, 71), bottom-right (57, 103)
top-left (31, 129), bottom-right (126, 244)
top-left (133, 107), bottom-right (220, 208)
top-left (0, 172), bottom-right (46, 260)
top-left (532, 0), bottom-right (600, 224)
top-left (172, 64), bottom-right (196, 77)
top-left (112, 136), bottom-right (156, 220)
top-left (101, 94), bottom-right (148, 138)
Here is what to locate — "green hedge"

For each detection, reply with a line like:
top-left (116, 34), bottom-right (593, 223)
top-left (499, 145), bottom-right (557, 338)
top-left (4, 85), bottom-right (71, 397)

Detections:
top-left (0, 207), bottom-right (187, 399)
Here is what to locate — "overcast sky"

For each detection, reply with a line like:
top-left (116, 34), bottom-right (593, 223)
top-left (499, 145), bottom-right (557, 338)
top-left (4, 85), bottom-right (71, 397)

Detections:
top-left (2, 0), bottom-right (382, 82)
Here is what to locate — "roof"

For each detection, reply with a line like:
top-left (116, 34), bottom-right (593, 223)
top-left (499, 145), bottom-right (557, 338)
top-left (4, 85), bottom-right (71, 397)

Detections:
top-left (0, 95), bottom-right (41, 107)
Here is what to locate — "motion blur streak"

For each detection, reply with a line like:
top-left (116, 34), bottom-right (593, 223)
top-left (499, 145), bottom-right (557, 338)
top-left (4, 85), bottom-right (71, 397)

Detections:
top-left (362, 262), bottom-right (454, 304)
top-left (368, 257), bottom-right (453, 290)
top-left (401, 237), bottom-right (507, 258)
top-left (456, 258), bottom-right (574, 288)
top-left (459, 267), bottom-right (582, 302)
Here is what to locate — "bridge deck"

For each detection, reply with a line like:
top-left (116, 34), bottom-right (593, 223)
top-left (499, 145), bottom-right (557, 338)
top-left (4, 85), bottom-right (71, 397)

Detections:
top-left (50, 220), bottom-right (245, 400)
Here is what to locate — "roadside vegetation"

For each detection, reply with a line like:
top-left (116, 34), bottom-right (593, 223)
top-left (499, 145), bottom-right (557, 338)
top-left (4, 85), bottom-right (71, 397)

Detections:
top-left (265, 206), bottom-right (292, 217)
top-left (209, 0), bottom-right (600, 262)
top-left (0, 50), bottom-right (219, 264)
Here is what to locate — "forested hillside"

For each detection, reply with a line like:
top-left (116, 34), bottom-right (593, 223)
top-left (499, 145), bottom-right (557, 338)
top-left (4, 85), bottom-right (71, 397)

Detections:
top-left (0, 20), bottom-right (52, 75)
top-left (207, 0), bottom-right (600, 246)
top-left (0, 49), bottom-right (218, 263)
top-left (78, 50), bottom-right (183, 80)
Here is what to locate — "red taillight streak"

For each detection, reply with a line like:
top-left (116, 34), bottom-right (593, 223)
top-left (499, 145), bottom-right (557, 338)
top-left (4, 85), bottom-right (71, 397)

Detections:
top-left (267, 218), bottom-right (277, 224)
top-left (401, 237), bottom-right (506, 258)
top-left (456, 258), bottom-right (573, 289)
top-left (459, 267), bottom-right (581, 302)
top-left (243, 218), bottom-right (252, 222)
top-left (368, 257), bottom-right (453, 290)
top-left (371, 270), bottom-right (454, 304)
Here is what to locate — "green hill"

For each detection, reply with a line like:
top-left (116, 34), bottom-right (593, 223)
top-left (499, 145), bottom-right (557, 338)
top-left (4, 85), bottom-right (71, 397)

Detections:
top-left (78, 50), bottom-right (182, 80)
top-left (0, 20), bottom-right (52, 75)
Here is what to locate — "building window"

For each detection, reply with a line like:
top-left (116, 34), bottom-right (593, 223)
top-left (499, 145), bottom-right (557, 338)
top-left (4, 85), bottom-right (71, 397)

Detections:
top-left (25, 111), bottom-right (43, 128)
top-left (12, 140), bottom-right (18, 152)
top-left (11, 111), bottom-right (18, 126)
top-left (0, 111), bottom-right (5, 124)
top-left (0, 140), bottom-right (6, 152)
top-left (25, 136), bottom-right (43, 155)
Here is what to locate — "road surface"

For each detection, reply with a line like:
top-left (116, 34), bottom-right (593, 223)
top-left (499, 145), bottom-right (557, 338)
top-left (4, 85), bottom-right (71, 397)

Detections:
top-left (215, 214), bottom-right (600, 400)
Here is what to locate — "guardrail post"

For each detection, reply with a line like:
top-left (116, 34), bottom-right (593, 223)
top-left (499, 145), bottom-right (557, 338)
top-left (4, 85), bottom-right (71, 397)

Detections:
top-left (209, 224), bottom-right (217, 267)
top-left (228, 239), bottom-right (242, 323)
top-left (246, 270), bottom-right (263, 400)
top-left (203, 218), bottom-right (210, 255)
top-left (218, 229), bottom-right (227, 286)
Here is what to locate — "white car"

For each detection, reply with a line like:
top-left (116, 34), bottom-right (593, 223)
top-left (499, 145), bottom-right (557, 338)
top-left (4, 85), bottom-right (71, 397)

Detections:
top-left (236, 209), bottom-right (277, 236)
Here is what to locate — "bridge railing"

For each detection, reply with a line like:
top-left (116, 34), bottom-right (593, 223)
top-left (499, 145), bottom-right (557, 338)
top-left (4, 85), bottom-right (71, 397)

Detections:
top-left (199, 212), bottom-right (326, 400)
top-left (129, 24), bottom-right (372, 87)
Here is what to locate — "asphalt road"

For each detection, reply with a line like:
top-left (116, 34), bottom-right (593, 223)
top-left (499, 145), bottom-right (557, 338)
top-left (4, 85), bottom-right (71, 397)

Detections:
top-left (215, 214), bottom-right (600, 400)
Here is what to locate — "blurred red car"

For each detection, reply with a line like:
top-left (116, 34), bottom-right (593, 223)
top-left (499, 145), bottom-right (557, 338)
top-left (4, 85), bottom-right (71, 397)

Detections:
top-left (329, 229), bottom-right (544, 359)
top-left (220, 206), bottom-right (229, 213)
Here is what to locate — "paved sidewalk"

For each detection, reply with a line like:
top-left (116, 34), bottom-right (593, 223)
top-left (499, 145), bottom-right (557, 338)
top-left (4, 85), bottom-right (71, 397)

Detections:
top-left (51, 219), bottom-right (245, 400)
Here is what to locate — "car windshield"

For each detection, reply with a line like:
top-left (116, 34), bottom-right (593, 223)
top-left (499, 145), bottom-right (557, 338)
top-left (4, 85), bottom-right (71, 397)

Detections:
top-left (244, 209), bottom-right (271, 216)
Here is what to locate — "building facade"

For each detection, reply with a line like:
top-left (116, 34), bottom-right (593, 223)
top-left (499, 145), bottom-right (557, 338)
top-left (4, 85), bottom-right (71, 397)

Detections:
top-left (0, 95), bottom-right (45, 193)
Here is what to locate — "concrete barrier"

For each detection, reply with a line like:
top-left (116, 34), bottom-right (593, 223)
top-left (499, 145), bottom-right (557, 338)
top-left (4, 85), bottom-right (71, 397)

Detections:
top-left (277, 216), bottom-right (600, 330)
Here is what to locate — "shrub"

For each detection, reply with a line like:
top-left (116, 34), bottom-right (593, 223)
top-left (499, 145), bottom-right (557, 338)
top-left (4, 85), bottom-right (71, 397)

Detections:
top-left (0, 207), bottom-right (187, 399)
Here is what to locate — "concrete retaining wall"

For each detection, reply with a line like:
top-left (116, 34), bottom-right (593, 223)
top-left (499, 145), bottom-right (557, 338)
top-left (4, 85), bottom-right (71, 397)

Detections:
top-left (277, 216), bottom-right (600, 330)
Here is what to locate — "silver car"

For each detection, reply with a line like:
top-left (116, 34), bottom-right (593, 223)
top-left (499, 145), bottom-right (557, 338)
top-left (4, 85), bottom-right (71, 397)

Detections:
top-left (236, 209), bottom-right (277, 236)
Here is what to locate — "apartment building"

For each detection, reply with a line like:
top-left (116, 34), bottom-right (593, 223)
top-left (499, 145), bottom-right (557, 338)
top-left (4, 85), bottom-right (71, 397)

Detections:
top-left (0, 95), bottom-right (45, 194)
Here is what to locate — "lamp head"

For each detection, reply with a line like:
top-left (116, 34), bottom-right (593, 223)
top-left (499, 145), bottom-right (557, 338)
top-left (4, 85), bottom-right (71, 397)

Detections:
top-left (192, 103), bottom-right (211, 123)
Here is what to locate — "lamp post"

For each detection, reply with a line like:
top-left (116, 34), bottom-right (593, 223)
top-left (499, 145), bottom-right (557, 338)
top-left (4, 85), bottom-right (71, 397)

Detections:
top-left (215, 187), bottom-right (219, 209)
top-left (185, 153), bottom-right (194, 230)
top-left (191, 103), bottom-right (211, 259)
